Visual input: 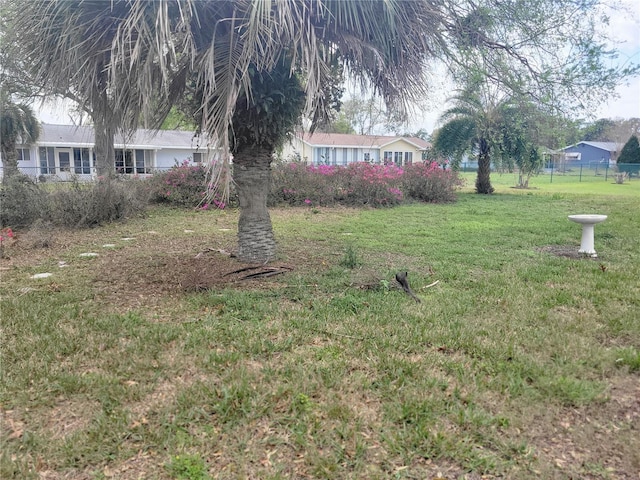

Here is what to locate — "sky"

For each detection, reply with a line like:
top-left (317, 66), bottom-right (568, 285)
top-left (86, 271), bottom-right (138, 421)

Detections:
top-left (37, 0), bottom-right (640, 134)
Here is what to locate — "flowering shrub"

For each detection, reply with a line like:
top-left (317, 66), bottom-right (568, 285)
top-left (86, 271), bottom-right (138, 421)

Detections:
top-left (402, 162), bottom-right (465, 203)
top-left (149, 161), bottom-right (236, 209)
top-left (333, 163), bottom-right (404, 206)
top-left (269, 161), bottom-right (462, 207)
top-left (269, 162), bottom-right (336, 206)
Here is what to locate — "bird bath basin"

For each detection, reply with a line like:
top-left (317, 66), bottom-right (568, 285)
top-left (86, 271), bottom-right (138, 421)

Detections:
top-left (568, 214), bottom-right (607, 257)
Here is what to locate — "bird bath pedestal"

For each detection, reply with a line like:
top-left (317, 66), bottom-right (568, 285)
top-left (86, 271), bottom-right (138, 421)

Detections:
top-left (568, 214), bottom-right (607, 257)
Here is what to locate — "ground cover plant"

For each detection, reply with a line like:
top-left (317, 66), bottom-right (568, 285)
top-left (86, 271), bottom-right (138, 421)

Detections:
top-left (1, 187), bottom-right (639, 479)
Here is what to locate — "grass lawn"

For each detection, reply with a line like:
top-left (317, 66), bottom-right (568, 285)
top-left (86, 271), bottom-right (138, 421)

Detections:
top-left (1, 184), bottom-right (639, 479)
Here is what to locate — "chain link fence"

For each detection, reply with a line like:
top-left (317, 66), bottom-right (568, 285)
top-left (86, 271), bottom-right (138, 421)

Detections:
top-left (458, 162), bottom-right (639, 183)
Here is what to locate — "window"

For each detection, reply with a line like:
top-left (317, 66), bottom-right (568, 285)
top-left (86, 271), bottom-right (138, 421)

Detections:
top-left (363, 152), bottom-right (370, 162)
top-left (394, 151), bottom-right (403, 165)
top-left (383, 151), bottom-right (392, 164)
top-left (193, 152), bottom-right (203, 163)
top-left (116, 149), bottom-right (152, 174)
top-left (39, 147), bottom-right (55, 174)
top-left (115, 150), bottom-right (134, 174)
top-left (74, 148), bottom-right (91, 174)
top-left (58, 151), bottom-right (71, 172)
top-left (135, 150), bottom-right (151, 173)
top-left (342, 148), bottom-right (348, 165)
top-left (17, 148), bottom-right (30, 162)
top-left (404, 152), bottom-right (413, 165)
top-left (317, 147), bottom-right (330, 164)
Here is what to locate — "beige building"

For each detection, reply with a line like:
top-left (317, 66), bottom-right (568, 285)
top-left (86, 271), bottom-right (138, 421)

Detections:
top-left (281, 132), bottom-right (430, 166)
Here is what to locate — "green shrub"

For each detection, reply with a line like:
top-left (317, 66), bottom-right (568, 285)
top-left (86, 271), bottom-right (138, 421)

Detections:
top-left (0, 174), bottom-right (47, 228)
top-left (48, 177), bottom-right (148, 228)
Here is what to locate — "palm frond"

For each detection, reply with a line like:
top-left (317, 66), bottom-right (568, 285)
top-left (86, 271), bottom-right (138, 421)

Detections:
top-left (433, 117), bottom-right (477, 162)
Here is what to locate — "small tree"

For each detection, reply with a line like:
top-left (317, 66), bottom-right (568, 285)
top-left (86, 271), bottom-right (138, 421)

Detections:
top-left (0, 95), bottom-right (39, 181)
top-left (617, 135), bottom-right (640, 177)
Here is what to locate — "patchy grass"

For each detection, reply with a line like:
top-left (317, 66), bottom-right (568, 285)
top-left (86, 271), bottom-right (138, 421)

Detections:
top-left (1, 190), bottom-right (639, 479)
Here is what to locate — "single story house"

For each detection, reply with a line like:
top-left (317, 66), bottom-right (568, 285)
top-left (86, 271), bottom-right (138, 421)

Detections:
top-left (560, 141), bottom-right (622, 167)
top-left (6, 123), bottom-right (210, 180)
top-left (281, 132), bottom-right (431, 166)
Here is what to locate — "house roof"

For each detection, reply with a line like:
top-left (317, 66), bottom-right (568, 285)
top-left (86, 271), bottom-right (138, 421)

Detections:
top-left (564, 141), bottom-right (621, 152)
top-left (38, 123), bottom-right (205, 150)
top-left (298, 132), bottom-right (430, 150)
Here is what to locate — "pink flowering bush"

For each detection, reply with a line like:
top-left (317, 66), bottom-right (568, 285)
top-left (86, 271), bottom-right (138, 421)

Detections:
top-left (150, 162), bottom-right (236, 208)
top-left (269, 162), bottom-right (337, 206)
top-left (401, 161), bottom-right (465, 203)
top-left (269, 161), bottom-right (462, 207)
top-left (333, 163), bottom-right (405, 206)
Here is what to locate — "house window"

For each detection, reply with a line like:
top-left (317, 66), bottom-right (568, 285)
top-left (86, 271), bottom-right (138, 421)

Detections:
top-left (73, 148), bottom-right (91, 174)
top-left (193, 152), bottom-right (203, 163)
top-left (342, 148), bottom-right (348, 165)
top-left (59, 151), bottom-right (71, 172)
top-left (116, 149), bottom-right (152, 174)
top-left (394, 152), bottom-right (403, 165)
top-left (317, 147), bottom-right (330, 164)
top-left (115, 150), bottom-right (134, 174)
top-left (364, 152), bottom-right (370, 162)
top-left (383, 151), bottom-right (392, 164)
top-left (17, 148), bottom-right (30, 162)
top-left (404, 152), bottom-right (413, 165)
top-left (135, 150), bottom-right (152, 173)
top-left (39, 147), bottom-right (55, 174)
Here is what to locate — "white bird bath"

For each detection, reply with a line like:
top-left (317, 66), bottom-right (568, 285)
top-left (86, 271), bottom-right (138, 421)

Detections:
top-left (568, 214), bottom-right (607, 257)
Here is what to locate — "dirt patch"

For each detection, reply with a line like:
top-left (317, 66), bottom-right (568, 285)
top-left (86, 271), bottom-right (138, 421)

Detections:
top-left (44, 399), bottom-right (101, 440)
top-left (525, 375), bottom-right (640, 478)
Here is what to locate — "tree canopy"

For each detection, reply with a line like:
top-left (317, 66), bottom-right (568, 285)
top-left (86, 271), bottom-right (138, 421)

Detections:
top-left (3, 0), bottom-right (638, 260)
top-left (618, 136), bottom-right (640, 164)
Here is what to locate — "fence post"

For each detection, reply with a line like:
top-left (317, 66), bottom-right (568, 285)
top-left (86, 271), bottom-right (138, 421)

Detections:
top-left (605, 163), bottom-right (608, 181)
top-left (579, 165), bottom-right (583, 182)
top-left (550, 164), bottom-right (553, 183)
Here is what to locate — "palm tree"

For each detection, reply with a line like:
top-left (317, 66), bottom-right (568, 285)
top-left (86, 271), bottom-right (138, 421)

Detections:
top-left (433, 84), bottom-right (511, 194)
top-left (6, 1), bottom-right (160, 177)
top-left (0, 93), bottom-right (39, 181)
top-left (10, 0), bottom-right (631, 260)
top-left (11, 0), bottom-right (445, 262)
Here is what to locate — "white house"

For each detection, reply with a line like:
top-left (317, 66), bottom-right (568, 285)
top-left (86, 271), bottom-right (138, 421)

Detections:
top-left (281, 132), bottom-right (431, 166)
top-left (7, 123), bottom-right (211, 181)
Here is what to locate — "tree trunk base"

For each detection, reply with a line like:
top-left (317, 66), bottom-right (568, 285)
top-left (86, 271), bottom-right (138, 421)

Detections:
top-left (237, 216), bottom-right (276, 263)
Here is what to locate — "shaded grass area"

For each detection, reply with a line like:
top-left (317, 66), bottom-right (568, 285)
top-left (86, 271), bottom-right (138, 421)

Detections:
top-left (1, 191), bottom-right (639, 479)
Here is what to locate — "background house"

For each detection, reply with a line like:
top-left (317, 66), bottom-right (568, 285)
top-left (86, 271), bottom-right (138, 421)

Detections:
top-left (281, 132), bottom-right (430, 166)
top-left (8, 124), bottom-right (209, 180)
top-left (560, 141), bottom-right (622, 168)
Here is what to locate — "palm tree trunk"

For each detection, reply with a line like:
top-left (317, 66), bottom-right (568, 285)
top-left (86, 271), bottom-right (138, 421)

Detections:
top-left (233, 146), bottom-right (276, 263)
top-left (93, 114), bottom-right (115, 179)
top-left (1, 147), bottom-right (20, 181)
top-left (475, 139), bottom-right (494, 194)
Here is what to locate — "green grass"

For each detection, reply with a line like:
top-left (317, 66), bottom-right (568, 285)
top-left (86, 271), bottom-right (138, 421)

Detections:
top-left (460, 170), bottom-right (640, 195)
top-left (1, 186), bottom-right (639, 479)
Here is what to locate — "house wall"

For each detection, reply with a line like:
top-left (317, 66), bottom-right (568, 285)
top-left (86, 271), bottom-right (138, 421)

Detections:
top-left (280, 136), bottom-right (425, 166)
top-left (563, 144), bottom-right (614, 166)
top-left (155, 148), bottom-right (203, 170)
top-left (380, 139), bottom-right (422, 165)
top-left (4, 145), bottom-right (203, 180)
